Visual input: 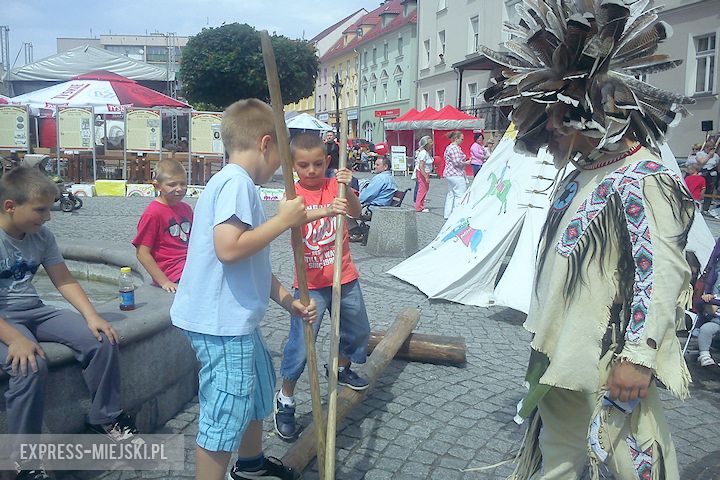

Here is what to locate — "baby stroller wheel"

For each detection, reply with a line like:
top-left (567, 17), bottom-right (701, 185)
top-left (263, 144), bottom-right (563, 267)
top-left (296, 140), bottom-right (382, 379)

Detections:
top-left (73, 197), bottom-right (83, 210)
top-left (60, 198), bottom-right (74, 212)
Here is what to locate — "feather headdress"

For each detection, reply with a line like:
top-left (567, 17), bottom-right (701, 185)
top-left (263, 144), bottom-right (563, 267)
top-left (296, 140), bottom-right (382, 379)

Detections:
top-left (482, 0), bottom-right (694, 162)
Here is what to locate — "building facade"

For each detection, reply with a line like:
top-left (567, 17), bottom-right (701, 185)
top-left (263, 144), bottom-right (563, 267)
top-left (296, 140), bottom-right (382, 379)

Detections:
top-left (651, 0), bottom-right (720, 155)
top-left (416, 0), bottom-right (518, 132)
top-left (319, 0), bottom-right (418, 143)
top-left (285, 8), bottom-right (367, 117)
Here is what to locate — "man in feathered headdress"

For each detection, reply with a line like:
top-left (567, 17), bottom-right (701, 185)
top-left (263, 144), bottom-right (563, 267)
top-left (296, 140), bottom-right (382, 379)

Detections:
top-left (482, 1), bottom-right (696, 478)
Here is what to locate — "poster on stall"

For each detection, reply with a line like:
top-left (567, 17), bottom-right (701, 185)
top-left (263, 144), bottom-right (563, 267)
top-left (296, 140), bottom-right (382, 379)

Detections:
top-left (0, 105), bottom-right (29, 150)
top-left (191, 112), bottom-right (224, 155)
top-left (390, 145), bottom-right (407, 174)
top-left (126, 109), bottom-right (161, 152)
top-left (58, 107), bottom-right (94, 150)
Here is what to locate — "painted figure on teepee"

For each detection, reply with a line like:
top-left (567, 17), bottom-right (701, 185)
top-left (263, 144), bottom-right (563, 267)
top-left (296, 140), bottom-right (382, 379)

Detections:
top-left (482, 0), bottom-right (695, 478)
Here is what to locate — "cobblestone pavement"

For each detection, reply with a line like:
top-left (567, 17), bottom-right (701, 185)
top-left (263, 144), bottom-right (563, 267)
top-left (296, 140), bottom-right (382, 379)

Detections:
top-left (41, 173), bottom-right (720, 479)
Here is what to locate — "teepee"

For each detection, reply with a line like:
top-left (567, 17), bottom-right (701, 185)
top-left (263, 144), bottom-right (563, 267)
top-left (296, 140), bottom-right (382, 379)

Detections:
top-left (388, 125), bottom-right (715, 314)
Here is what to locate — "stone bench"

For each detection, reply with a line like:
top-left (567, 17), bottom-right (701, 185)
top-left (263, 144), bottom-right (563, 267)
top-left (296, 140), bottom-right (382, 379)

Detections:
top-left (0, 241), bottom-right (198, 435)
top-left (365, 206), bottom-right (419, 258)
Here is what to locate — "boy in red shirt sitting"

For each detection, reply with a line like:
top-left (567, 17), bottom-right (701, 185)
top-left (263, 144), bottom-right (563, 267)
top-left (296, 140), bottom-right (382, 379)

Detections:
top-left (684, 163), bottom-right (707, 205)
top-left (132, 159), bottom-right (193, 292)
top-left (274, 133), bottom-right (371, 441)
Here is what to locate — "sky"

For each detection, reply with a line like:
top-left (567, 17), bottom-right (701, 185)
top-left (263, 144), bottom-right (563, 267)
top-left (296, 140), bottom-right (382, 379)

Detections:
top-left (3, 0), bottom-right (381, 68)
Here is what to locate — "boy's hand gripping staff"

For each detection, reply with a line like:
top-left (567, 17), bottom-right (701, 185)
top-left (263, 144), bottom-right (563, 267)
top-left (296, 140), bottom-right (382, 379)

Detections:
top-left (260, 31), bottom-right (326, 478)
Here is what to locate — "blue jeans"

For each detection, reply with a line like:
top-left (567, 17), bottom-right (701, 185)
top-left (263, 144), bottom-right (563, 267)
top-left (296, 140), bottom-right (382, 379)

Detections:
top-left (280, 280), bottom-right (370, 382)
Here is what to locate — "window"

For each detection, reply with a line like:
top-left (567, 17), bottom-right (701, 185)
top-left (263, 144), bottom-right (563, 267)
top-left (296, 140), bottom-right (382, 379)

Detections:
top-left (383, 82), bottom-right (388, 102)
top-left (363, 50), bottom-right (368, 66)
top-left (383, 43), bottom-right (389, 62)
top-left (363, 87), bottom-right (368, 104)
top-left (347, 60), bottom-right (351, 77)
top-left (438, 30), bottom-right (446, 59)
top-left (436, 90), bottom-right (445, 108)
top-left (317, 95), bottom-right (321, 110)
top-left (372, 86), bottom-right (377, 103)
top-left (346, 91), bottom-right (351, 107)
top-left (146, 46), bottom-right (168, 63)
top-left (105, 45), bottom-right (145, 61)
top-left (398, 36), bottom-right (404, 56)
top-left (468, 83), bottom-right (478, 107)
top-left (437, 0), bottom-right (447, 11)
top-left (422, 92), bottom-right (429, 109)
top-left (323, 94), bottom-right (327, 111)
top-left (470, 16), bottom-right (479, 53)
top-left (695, 34), bottom-right (716, 94)
top-left (423, 39), bottom-right (431, 68)
top-left (397, 79), bottom-right (402, 100)
top-left (363, 121), bottom-right (373, 142)
top-left (372, 47), bottom-right (377, 64)
top-left (323, 68), bottom-right (327, 84)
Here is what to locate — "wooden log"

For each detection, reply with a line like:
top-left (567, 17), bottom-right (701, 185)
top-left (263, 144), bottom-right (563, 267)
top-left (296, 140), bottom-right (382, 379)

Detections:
top-left (282, 307), bottom-right (421, 472)
top-left (260, 30), bottom-right (326, 477)
top-left (367, 331), bottom-right (466, 366)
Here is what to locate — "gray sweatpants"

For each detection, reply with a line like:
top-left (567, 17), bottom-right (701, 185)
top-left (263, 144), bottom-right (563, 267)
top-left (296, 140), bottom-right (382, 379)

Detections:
top-left (698, 318), bottom-right (720, 352)
top-left (0, 302), bottom-right (122, 434)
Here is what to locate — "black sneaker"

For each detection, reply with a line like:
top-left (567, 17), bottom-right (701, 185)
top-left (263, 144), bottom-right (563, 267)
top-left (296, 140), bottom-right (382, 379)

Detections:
top-left (229, 456), bottom-right (300, 479)
top-left (16, 468), bottom-right (50, 480)
top-left (273, 392), bottom-right (300, 441)
top-left (87, 412), bottom-right (142, 444)
top-left (325, 364), bottom-right (369, 391)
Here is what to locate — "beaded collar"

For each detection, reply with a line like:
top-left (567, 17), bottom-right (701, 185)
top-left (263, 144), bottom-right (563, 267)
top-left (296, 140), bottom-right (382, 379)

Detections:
top-left (577, 144), bottom-right (642, 171)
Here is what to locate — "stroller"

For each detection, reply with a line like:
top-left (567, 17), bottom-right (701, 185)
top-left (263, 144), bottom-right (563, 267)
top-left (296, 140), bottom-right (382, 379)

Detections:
top-left (22, 154), bottom-right (84, 212)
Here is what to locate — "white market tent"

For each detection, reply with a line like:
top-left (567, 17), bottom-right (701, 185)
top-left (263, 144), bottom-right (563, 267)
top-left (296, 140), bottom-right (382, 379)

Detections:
top-left (388, 126), bottom-right (715, 314)
top-left (286, 113), bottom-right (333, 131)
top-left (6, 45), bottom-right (173, 83)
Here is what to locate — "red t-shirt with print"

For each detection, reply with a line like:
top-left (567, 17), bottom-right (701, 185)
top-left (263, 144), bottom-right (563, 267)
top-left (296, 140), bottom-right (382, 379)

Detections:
top-left (685, 173), bottom-right (706, 201)
top-left (132, 200), bottom-right (193, 283)
top-left (293, 178), bottom-right (359, 289)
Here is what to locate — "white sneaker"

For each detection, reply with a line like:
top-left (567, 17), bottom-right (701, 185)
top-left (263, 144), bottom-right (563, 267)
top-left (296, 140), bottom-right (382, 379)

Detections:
top-left (421, 209), bottom-right (429, 213)
top-left (698, 351), bottom-right (715, 367)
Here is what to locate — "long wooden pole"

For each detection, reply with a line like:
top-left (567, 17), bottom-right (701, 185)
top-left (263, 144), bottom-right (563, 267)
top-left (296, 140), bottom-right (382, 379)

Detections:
top-left (260, 31), bottom-right (326, 477)
top-left (282, 308), bottom-right (421, 472)
top-left (324, 111), bottom-right (347, 479)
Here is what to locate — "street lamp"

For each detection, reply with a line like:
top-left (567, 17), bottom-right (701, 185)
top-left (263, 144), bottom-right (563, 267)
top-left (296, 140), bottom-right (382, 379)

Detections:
top-left (331, 72), bottom-right (343, 136)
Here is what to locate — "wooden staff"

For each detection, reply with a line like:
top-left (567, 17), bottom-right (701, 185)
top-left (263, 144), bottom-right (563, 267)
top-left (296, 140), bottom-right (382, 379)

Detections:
top-left (324, 112), bottom-right (347, 479)
top-left (260, 31), bottom-right (326, 477)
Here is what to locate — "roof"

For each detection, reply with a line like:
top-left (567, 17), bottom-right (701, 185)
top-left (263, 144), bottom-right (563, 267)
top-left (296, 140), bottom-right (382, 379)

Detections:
top-left (310, 8), bottom-right (367, 44)
top-left (320, 0), bottom-right (417, 63)
top-left (7, 45), bottom-right (174, 82)
top-left (385, 106), bottom-right (484, 130)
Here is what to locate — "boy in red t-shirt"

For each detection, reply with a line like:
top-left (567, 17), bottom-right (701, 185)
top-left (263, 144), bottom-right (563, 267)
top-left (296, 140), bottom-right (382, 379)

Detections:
top-left (132, 159), bottom-right (193, 292)
top-left (274, 133), bottom-right (371, 441)
top-left (684, 163), bottom-right (707, 203)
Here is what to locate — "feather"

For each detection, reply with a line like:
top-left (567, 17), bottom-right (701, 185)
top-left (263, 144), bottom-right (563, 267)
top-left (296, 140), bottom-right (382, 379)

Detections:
top-left (609, 71), bottom-right (694, 104)
top-left (615, 20), bottom-right (671, 60)
top-left (505, 40), bottom-right (544, 66)
top-left (613, 10), bottom-right (659, 57)
top-left (517, 3), bottom-right (540, 31)
top-left (480, 46), bottom-right (534, 69)
top-left (528, 28), bottom-right (561, 65)
top-left (621, 59), bottom-right (683, 75)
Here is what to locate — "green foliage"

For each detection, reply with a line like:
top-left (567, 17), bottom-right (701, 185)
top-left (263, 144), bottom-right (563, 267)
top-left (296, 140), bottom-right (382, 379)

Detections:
top-left (180, 23), bottom-right (318, 109)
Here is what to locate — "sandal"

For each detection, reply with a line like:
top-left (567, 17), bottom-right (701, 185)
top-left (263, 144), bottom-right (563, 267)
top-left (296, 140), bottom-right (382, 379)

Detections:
top-left (349, 233), bottom-right (364, 243)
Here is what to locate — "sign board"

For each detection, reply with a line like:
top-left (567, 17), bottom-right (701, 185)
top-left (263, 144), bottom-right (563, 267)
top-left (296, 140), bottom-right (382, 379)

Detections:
top-left (375, 108), bottom-right (400, 118)
top-left (0, 105), bottom-right (29, 150)
top-left (126, 109), bottom-right (161, 152)
top-left (390, 145), bottom-right (407, 173)
top-left (317, 113), bottom-right (329, 121)
top-left (58, 107), bottom-right (94, 150)
top-left (347, 109), bottom-right (358, 120)
top-left (191, 112), bottom-right (224, 155)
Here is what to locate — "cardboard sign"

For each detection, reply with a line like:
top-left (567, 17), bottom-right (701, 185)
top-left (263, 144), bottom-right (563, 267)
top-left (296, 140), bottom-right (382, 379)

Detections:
top-left (58, 107), bottom-right (94, 150)
top-left (390, 145), bottom-right (407, 173)
top-left (0, 105), bottom-right (29, 150)
top-left (191, 112), bottom-right (224, 155)
top-left (126, 109), bottom-right (161, 152)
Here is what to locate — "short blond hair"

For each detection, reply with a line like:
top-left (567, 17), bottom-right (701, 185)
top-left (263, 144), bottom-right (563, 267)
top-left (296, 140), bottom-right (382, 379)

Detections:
top-left (0, 167), bottom-right (59, 204)
top-left (221, 99), bottom-right (276, 155)
top-left (154, 159), bottom-right (187, 183)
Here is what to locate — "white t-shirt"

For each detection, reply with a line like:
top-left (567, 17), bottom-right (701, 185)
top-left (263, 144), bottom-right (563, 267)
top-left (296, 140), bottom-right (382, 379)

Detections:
top-left (414, 149), bottom-right (433, 174)
top-left (171, 163), bottom-right (271, 336)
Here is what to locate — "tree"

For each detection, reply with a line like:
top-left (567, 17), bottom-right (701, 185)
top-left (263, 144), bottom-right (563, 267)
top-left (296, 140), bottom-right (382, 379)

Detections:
top-left (180, 23), bottom-right (318, 109)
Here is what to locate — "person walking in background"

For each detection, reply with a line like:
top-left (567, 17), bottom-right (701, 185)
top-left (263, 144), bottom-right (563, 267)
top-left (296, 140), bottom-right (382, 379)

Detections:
top-left (324, 131), bottom-right (340, 178)
top-left (469, 132), bottom-right (489, 176)
top-left (414, 135), bottom-right (433, 213)
top-left (443, 131), bottom-right (470, 219)
top-left (697, 143), bottom-right (719, 212)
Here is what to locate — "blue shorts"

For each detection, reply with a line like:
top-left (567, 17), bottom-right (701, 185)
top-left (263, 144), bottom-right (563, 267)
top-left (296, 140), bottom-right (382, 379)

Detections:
top-left (280, 279), bottom-right (370, 382)
top-left (183, 328), bottom-right (276, 452)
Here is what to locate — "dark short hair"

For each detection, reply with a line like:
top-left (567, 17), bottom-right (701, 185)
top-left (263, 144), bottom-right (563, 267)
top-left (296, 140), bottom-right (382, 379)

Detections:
top-left (0, 167), bottom-right (59, 204)
top-left (376, 156), bottom-right (390, 170)
top-left (474, 132), bottom-right (484, 142)
top-left (290, 132), bottom-right (324, 159)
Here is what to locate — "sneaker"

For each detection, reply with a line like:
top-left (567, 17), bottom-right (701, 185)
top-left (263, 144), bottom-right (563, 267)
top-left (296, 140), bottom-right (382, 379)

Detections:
top-left (16, 469), bottom-right (50, 480)
top-left (422, 208), bottom-right (430, 213)
top-left (87, 412), bottom-right (142, 444)
top-left (229, 456), bottom-right (300, 479)
top-left (325, 364), bottom-right (369, 391)
top-left (273, 392), bottom-right (299, 441)
top-left (698, 352), bottom-right (716, 367)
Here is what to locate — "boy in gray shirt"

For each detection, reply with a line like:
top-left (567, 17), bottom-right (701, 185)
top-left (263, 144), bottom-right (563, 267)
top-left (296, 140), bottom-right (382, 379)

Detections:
top-left (0, 168), bottom-right (137, 480)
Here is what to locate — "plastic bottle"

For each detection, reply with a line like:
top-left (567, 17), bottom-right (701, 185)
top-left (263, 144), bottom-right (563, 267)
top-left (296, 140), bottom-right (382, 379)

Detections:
top-left (119, 267), bottom-right (136, 311)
